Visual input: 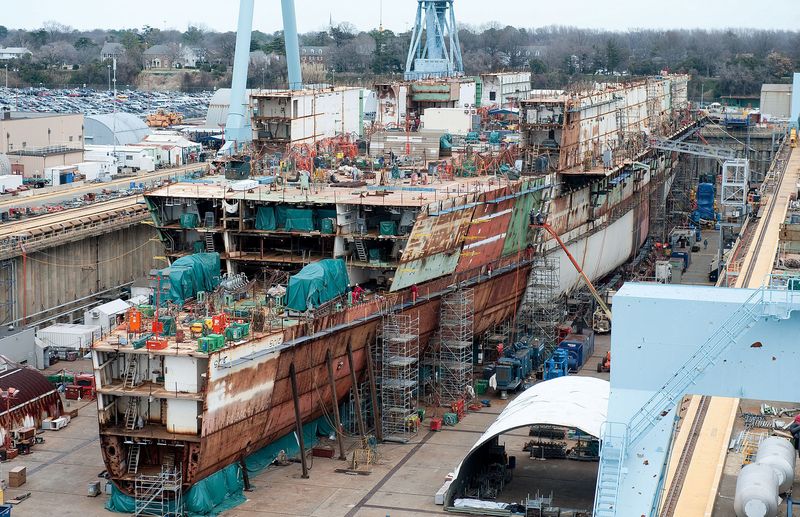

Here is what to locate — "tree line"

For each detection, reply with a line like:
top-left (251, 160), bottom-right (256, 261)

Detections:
top-left (0, 21), bottom-right (797, 98)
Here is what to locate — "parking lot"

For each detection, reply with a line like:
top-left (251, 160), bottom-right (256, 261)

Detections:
top-left (0, 88), bottom-right (212, 120)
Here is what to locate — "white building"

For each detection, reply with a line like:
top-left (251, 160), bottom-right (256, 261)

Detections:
top-left (0, 47), bottom-right (32, 61)
top-left (85, 113), bottom-right (152, 146)
top-left (84, 299), bottom-right (131, 334)
top-left (84, 145), bottom-right (156, 172)
top-left (760, 84), bottom-right (793, 119)
top-left (138, 132), bottom-right (202, 166)
top-left (251, 87), bottom-right (363, 148)
top-left (480, 72), bottom-right (532, 107)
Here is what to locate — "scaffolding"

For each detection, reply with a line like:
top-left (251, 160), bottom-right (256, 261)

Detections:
top-left (380, 313), bottom-right (419, 442)
top-left (344, 380), bottom-right (373, 435)
top-left (134, 467), bottom-right (184, 517)
top-left (481, 320), bottom-right (513, 365)
top-left (437, 289), bottom-right (475, 406)
top-left (519, 257), bottom-right (561, 353)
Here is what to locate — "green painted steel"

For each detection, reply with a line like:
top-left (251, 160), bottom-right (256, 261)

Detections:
top-left (390, 251), bottom-right (462, 292)
top-left (502, 179), bottom-right (547, 256)
top-left (411, 92), bottom-right (453, 102)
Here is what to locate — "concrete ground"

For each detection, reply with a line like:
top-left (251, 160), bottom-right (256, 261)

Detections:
top-left (4, 346), bottom-right (610, 517)
top-left (678, 229), bottom-right (718, 286)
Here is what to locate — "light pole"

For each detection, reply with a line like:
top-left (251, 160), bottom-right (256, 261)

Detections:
top-left (107, 64), bottom-right (111, 92)
top-left (4, 64), bottom-right (7, 89)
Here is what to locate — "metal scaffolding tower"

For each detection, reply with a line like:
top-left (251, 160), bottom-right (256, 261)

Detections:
top-left (134, 467), bottom-right (184, 516)
top-left (437, 289), bottom-right (474, 406)
top-left (520, 257), bottom-right (561, 353)
top-left (380, 313), bottom-right (419, 442)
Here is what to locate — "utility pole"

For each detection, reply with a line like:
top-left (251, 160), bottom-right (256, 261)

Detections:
top-left (107, 64), bottom-right (111, 92)
top-left (4, 64), bottom-right (8, 89)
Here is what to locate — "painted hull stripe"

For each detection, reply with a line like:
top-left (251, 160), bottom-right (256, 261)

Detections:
top-left (464, 233), bottom-right (507, 250)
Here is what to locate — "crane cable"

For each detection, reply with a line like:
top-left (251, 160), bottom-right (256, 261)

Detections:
top-left (20, 239), bottom-right (158, 268)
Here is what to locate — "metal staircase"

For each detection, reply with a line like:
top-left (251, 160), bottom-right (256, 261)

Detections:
top-left (124, 398), bottom-right (139, 431)
top-left (354, 239), bottom-right (368, 262)
top-left (593, 422), bottom-right (628, 517)
top-left (134, 467), bottom-right (184, 516)
top-left (204, 233), bottom-right (216, 252)
top-left (123, 358), bottom-right (138, 388)
top-left (127, 443), bottom-right (141, 475)
top-left (626, 288), bottom-right (766, 445)
top-left (593, 284), bottom-right (797, 516)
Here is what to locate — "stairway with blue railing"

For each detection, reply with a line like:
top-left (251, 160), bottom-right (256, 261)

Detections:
top-left (593, 422), bottom-right (628, 517)
top-left (592, 283), bottom-right (800, 516)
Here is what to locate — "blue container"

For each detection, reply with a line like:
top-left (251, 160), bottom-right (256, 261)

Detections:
top-left (0, 504), bottom-right (11, 516)
top-left (558, 332), bottom-right (595, 372)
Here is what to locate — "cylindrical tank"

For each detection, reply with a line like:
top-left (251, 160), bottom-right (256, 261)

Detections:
top-left (734, 463), bottom-right (779, 517)
top-left (755, 437), bottom-right (796, 493)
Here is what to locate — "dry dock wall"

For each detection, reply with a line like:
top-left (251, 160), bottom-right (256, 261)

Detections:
top-left (0, 223), bottom-right (162, 326)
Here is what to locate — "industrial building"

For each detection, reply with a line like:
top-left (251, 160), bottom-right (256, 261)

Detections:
top-left (480, 71), bottom-right (532, 107)
top-left (84, 113), bottom-right (152, 146)
top-left (251, 86), bottom-right (363, 151)
top-left (0, 111), bottom-right (85, 179)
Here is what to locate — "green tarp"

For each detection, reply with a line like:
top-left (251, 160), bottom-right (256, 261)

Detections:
top-left (379, 221), bottom-right (397, 236)
top-left (261, 206), bottom-right (337, 232)
top-left (160, 253), bottom-right (221, 304)
top-left (255, 206), bottom-right (277, 231)
top-left (286, 259), bottom-right (349, 312)
top-left (106, 416), bottom-right (334, 516)
top-left (284, 208), bottom-right (314, 232)
top-left (180, 213), bottom-right (200, 229)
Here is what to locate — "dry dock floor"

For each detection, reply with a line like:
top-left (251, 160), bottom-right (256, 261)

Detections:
top-left (5, 338), bottom-right (609, 517)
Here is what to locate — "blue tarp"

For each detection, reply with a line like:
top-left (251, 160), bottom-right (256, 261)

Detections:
top-left (285, 259), bottom-right (349, 312)
top-left (691, 182), bottom-right (717, 223)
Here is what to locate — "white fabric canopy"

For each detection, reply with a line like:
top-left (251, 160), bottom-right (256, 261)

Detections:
top-left (452, 376), bottom-right (610, 481)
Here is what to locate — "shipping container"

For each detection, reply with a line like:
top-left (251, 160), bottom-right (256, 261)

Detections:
top-left (36, 324), bottom-right (102, 350)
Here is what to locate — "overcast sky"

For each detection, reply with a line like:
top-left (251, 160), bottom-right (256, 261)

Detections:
top-left (6, 0), bottom-right (800, 33)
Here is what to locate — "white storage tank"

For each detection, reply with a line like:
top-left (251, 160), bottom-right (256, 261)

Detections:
top-left (734, 462), bottom-right (779, 517)
top-left (755, 437), bottom-right (796, 493)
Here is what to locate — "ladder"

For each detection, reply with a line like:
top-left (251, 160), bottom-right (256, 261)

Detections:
top-left (626, 288), bottom-right (765, 445)
top-left (204, 233), bottom-right (215, 252)
top-left (123, 358), bottom-right (138, 388)
top-left (127, 443), bottom-right (141, 475)
top-left (593, 422), bottom-right (628, 517)
top-left (354, 239), bottom-right (368, 262)
top-left (124, 398), bottom-right (139, 431)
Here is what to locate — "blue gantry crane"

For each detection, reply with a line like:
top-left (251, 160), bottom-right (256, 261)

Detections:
top-left (404, 0), bottom-right (464, 80)
top-left (222, 0), bottom-right (303, 155)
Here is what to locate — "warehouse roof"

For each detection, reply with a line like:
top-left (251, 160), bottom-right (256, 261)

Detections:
top-left (85, 113), bottom-right (151, 146)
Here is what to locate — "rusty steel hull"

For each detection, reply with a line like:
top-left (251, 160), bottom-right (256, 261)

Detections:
top-left (101, 258), bottom-right (530, 495)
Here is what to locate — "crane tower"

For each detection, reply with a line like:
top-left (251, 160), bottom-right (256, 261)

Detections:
top-left (404, 0), bottom-right (464, 80)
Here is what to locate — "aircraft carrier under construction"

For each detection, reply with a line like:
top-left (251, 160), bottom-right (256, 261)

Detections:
top-left (31, 1), bottom-right (797, 516)
top-left (86, 3), bottom-right (700, 511)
